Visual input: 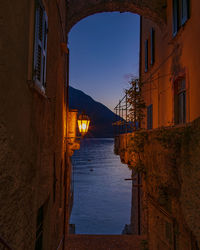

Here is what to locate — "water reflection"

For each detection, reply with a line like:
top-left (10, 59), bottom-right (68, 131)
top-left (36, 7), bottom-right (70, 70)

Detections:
top-left (70, 138), bottom-right (132, 234)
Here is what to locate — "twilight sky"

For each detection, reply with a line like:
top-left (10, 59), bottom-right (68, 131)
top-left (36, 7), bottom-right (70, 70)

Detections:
top-left (69, 12), bottom-right (140, 112)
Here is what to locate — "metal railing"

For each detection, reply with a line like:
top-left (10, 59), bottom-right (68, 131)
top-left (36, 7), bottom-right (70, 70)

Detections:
top-left (113, 91), bottom-right (138, 136)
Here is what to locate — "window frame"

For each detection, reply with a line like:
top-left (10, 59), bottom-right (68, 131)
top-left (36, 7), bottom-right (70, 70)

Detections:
top-left (33, 0), bottom-right (48, 92)
top-left (150, 28), bottom-right (155, 66)
top-left (173, 0), bottom-right (179, 36)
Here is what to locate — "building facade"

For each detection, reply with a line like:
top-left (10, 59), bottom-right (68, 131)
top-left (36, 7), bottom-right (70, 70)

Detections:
top-left (0, 0), bottom-right (73, 249)
top-left (115, 1), bottom-right (200, 249)
top-left (121, 0), bottom-right (200, 249)
top-left (140, 0), bottom-right (200, 129)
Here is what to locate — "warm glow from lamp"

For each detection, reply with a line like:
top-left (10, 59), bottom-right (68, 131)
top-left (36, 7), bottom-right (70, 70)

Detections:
top-left (77, 114), bottom-right (90, 135)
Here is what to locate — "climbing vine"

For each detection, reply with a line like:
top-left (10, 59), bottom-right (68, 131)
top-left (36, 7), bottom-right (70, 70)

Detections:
top-left (127, 130), bottom-right (148, 174)
top-left (154, 125), bottom-right (195, 167)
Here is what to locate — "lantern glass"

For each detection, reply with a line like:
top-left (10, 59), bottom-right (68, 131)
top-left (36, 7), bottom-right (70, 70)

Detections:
top-left (77, 114), bottom-right (90, 135)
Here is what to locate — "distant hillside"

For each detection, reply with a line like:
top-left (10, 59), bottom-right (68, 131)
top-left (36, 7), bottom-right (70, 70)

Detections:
top-left (69, 86), bottom-right (117, 138)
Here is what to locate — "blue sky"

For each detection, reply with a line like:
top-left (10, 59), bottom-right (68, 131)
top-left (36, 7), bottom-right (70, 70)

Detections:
top-left (69, 12), bottom-right (140, 111)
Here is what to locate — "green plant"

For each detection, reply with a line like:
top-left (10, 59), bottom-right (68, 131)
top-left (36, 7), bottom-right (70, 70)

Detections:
top-left (126, 77), bottom-right (146, 129)
top-left (155, 126), bottom-right (196, 169)
top-left (127, 130), bottom-right (148, 173)
top-left (155, 127), bottom-right (182, 151)
top-left (129, 130), bottom-right (148, 153)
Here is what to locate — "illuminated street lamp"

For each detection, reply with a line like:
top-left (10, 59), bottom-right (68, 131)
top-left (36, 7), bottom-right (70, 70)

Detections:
top-left (77, 113), bottom-right (90, 135)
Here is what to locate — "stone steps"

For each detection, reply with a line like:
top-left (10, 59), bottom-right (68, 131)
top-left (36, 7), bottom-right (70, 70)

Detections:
top-left (66, 234), bottom-right (146, 250)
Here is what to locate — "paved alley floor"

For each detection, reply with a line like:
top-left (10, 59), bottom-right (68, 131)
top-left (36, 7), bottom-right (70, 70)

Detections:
top-left (66, 234), bottom-right (146, 250)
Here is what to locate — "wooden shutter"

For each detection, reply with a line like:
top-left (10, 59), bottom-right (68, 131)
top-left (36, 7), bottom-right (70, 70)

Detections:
top-left (33, 0), bottom-right (48, 90)
top-left (35, 205), bottom-right (43, 250)
top-left (174, 92), bottom-right (179, 124)
top-left (181, 0), bottom-right (190, 25)
top-left (151, 28), bottom-right (155, 65)
top-left (42, 12), bottom-right (48, 88)
top-left (178, 92), bottom-right (186, 123)
top-left (173, 0), bottom-right (179, 36)
top-left (37, 4), bottom-right (43, 84)
top-left (174, 79), bottom-right (186, 124)
top-left (33, 3), bottom-right (40, 82)
top-left (145, 40), bottom-right (148, 72)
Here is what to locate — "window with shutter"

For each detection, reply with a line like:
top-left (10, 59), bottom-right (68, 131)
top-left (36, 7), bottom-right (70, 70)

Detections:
top-left (33, 0), bottom-right (48, 91)
top-left (147, 104), bottom-right (153, 130)
top-left (145, 40), bottom-right (148, 72)
top-left (173, 0), bottom-right (179, 36)
top-left (151, 28), bottom-right (155, 65)
top-left (174, 78), bottom-right (186, 124)
top-left (173, 0), bottom-right (190, 36)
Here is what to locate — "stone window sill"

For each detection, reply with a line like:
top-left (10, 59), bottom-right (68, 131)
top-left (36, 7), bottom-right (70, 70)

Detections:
top-left (27, 80), bottom-right (48, 99)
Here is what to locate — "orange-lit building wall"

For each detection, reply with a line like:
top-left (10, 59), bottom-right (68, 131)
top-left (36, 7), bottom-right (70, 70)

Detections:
top-left (140, 0), bottom-right (200, 129)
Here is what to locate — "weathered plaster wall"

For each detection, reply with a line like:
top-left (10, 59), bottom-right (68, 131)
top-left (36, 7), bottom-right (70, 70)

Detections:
top-left (140, 0), bottom-right (200, 128)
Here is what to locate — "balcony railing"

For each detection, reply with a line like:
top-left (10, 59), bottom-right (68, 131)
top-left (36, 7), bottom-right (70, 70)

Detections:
top-left (113, 91), bottom-right (138, 136)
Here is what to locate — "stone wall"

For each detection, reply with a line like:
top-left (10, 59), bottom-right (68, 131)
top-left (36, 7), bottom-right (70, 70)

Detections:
top-left (115, 118), bottom-right (200, 249)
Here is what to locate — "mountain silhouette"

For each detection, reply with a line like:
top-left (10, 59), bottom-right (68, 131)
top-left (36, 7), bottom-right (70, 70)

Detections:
top-left (69, 86), bottom-right (117, 138)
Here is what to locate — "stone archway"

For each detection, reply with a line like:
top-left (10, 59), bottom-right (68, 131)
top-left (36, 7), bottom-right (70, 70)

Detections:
top-left (67, 0), bottom-right (167, 33)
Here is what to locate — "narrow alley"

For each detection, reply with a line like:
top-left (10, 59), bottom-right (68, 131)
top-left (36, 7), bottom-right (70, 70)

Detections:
top-left (1, 0), bottom-right (200, 249)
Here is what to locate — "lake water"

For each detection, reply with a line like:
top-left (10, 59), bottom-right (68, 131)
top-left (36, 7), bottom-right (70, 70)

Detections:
top-left (70, 138), bottom-right (132, 234)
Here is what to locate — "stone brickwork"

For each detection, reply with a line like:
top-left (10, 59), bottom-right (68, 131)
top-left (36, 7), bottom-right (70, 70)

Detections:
top-left (66, 234), bottom-right (146, 250)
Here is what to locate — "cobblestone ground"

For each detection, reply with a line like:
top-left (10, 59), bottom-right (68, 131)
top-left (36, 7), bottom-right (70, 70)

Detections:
top-left (66, 235), bottom-right (146, 250)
